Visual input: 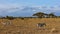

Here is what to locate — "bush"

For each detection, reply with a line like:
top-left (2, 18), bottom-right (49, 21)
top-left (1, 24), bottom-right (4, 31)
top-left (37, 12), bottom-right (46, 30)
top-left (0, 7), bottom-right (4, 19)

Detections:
top-left (6, 16), bottom-right (15, 20)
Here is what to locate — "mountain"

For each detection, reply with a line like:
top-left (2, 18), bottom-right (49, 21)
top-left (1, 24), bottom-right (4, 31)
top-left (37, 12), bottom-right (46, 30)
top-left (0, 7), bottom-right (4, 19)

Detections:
top-left (0, 6), bottom-right (60, 17)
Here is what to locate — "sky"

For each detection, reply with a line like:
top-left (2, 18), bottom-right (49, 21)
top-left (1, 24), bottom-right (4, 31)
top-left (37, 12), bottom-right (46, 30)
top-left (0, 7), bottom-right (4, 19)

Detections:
top-left (0, 0), bottom-right (60, 16)
top-left (0, 0), bottom-right (60, 6)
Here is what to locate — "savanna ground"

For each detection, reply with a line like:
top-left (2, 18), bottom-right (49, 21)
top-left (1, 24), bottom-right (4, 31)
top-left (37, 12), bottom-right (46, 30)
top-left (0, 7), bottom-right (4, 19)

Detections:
top-left (0, 18), bottom-right (60, 34)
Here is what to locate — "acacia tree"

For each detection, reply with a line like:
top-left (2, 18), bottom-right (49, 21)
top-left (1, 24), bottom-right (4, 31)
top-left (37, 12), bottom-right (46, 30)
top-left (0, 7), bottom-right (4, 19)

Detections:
top-left (33, 12), bottom-right (48, 18)
top-left (47, 13), bottom-right (56, 18)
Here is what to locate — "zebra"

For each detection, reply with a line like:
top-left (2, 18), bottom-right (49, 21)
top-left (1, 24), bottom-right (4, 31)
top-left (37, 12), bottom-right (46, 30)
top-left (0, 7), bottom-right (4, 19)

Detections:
top-left (37, 23), bottom-right (46, 27)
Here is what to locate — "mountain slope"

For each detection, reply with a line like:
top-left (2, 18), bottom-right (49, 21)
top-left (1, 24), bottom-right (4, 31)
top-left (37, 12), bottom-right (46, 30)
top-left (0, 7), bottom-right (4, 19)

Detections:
top-left (0, 6), bottom-right (60, 17)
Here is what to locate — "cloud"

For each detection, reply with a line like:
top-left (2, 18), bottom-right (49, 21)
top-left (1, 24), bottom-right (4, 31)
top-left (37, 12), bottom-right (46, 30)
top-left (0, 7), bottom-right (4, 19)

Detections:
top-left (0, 4), bottom-right (24, 12)
top-left (0, 4), bottom-right (60, 16)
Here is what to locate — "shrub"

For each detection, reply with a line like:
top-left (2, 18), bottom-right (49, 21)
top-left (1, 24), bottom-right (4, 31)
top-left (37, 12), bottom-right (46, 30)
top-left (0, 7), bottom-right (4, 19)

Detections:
top-left (6, 16), bottom-right (15, 20)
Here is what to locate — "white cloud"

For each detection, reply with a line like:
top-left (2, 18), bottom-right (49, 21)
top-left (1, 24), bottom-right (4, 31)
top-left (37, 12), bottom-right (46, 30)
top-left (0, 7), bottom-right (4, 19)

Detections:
top-left (0, 4), bottom-right (60, 16)
top-left (38, 5), bottom-right (60, 11)
top-left (0, 4), bottom-right (24, 12)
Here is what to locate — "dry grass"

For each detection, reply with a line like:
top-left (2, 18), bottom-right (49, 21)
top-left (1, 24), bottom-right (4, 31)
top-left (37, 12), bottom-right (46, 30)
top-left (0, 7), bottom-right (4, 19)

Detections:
top-left (0, 18), bottom-right (60, 34)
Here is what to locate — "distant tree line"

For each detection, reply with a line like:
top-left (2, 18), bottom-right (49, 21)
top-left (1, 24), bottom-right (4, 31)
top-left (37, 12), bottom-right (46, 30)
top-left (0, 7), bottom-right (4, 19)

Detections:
top-left (0, 12), bottom-right (60, 20)
top-left (0, 16), bottom-right (16, 20)
top-left (33, 12), bottom-right (60, 18)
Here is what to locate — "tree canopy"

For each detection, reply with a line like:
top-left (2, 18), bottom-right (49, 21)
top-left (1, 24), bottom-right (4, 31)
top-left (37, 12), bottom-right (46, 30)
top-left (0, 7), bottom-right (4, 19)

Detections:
top-left (33, 12), bottom-right (58, 18)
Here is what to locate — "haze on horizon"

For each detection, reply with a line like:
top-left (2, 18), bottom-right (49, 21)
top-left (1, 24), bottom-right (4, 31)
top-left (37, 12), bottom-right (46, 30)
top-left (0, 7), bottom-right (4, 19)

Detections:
top-left (0, 0), bottom-right (60, 17)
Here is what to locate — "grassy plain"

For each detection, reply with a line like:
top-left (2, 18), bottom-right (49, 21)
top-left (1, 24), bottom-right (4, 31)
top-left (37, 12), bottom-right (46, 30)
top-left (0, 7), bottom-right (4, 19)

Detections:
top-left (0, 18), bottom-right (60, 34)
